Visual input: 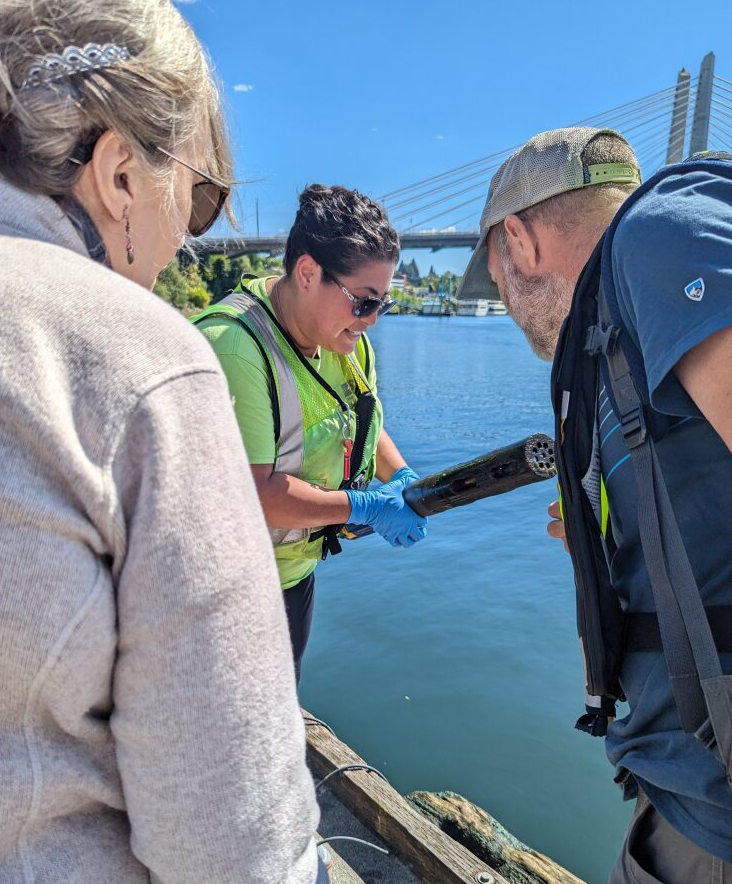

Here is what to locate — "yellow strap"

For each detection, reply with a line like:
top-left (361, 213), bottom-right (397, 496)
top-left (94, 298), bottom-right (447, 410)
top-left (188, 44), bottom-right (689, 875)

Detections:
top-left (600, 479), bottom-right (609, 538)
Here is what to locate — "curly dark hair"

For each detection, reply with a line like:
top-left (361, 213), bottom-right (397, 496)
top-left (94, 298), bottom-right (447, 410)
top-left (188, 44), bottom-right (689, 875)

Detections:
top-left (283, 184), bottom-right (400, 277)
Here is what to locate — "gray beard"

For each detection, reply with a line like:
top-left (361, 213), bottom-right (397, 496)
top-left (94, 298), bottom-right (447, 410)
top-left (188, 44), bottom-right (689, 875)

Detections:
top-left (498, 257), bottom-right (575, 362)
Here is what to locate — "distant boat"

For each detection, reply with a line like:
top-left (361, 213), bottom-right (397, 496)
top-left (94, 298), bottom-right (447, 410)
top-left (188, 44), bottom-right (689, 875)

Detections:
top-left (457, 298), bottom-right (489, 317)
top-left (420, 293), bottom-right (456, 316)
top-left (487, 301), bottom-right (507, 315)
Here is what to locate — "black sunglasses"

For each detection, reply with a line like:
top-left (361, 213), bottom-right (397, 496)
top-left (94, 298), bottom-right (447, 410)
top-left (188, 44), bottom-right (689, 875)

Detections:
top-left (322, 269), bottom-right (394, 318)
top-left (157, 148), bottom-right (230, 237)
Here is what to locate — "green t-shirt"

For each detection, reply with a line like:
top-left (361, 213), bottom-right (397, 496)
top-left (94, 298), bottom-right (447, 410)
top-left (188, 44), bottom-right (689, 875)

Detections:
top-left (196, 276), bottom-right (381, 589)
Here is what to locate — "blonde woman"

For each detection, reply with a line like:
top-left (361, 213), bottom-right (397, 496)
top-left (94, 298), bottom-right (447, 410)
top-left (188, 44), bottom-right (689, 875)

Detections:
top-left (0, 1), bottom-right (322, 882)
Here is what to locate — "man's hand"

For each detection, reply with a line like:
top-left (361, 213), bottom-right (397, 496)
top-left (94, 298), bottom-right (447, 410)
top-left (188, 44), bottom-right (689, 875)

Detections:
top-left (547, 500), bottom-right (570, 553)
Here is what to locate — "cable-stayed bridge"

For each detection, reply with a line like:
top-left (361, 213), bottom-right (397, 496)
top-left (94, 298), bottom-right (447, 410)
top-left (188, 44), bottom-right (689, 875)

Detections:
top-left (202, 53), bottom-right (731, 269)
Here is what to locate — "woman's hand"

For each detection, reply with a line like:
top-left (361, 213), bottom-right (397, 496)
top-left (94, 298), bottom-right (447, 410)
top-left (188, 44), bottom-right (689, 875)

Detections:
top-left (346, 477), bottom-right (427, 548)
top-left (547, 500), bottom-right (570, 553)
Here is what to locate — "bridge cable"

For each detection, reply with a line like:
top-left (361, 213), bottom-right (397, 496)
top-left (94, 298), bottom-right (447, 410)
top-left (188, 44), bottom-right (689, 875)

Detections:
top-left (388, 78), bottom-right (713, 231)
top-left (387, 93), bottom-right (686, 221)
top-left (568, 80), bottom-right (696, 127)
top-left (400, 116), bottom-right (674, 229)
top-left (384, 87), bottom-right (686, 220)
top-left (401, 193), bottom-right (494, 232)
top-left (386, 160), bottom-right (506, 211)
top-left (379, 146), bottom-right (517, 201)
top-left (708, 116), bottom-right (732, 144)
top-left (384, 79), bottom-right (687, 199)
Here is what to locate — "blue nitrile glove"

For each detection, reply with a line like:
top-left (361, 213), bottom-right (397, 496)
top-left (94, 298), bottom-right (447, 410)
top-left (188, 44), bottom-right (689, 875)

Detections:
top-left (345, 476), bottom-right (428, 548)
top-left (389, 465), bottom-right (420, 490)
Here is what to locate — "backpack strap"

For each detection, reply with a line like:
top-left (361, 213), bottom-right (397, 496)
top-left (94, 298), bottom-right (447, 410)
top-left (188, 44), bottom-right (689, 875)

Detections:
top-left (626, 606), bottom-right (732, 654)
top-left (357, 333), bottom-right (373, 381)
top-left (193, 304), bottom-right (282, 446)
top-left (310, 344), bottom-right (378, 561)
top-left (553, 237), bottom-right (626, 735)
top-left (596, 280), bottom-right (732, 785)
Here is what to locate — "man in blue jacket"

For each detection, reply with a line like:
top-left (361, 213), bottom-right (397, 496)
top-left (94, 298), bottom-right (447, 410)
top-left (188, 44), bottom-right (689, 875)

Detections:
top-left (458, 126), bottom-right (732, 883)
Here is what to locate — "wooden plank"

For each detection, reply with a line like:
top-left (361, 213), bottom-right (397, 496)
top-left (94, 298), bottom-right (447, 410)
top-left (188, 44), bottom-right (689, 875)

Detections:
top-left (303, 710), bottom-right (508, 884)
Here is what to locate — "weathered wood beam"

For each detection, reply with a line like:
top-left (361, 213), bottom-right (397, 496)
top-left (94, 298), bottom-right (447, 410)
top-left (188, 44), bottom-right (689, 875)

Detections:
top-left (303, 710), bottom-right (507, 884)
top-left (407, 792), bottom-right (587, 884)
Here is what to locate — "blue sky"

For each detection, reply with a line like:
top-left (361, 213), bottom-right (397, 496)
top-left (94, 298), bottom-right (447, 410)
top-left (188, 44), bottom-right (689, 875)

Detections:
top-left (175, 0), bottom-right (731, 274)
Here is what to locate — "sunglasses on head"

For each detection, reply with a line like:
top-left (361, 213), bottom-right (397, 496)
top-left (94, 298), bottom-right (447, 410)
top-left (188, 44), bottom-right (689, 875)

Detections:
top-left (157, 148), bottom-right (230, 237)
top-left (322, 268), bottom-right (394, 318)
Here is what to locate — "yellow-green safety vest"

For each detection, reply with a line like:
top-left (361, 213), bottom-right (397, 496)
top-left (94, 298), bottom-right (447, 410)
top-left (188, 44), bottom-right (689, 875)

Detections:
top-left (192, 284), bottom-right (383, 560)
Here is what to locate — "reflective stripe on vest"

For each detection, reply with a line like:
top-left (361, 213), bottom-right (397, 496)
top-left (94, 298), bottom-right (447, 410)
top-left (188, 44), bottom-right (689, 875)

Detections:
top-left (212, 290), bottom-right (309, 546)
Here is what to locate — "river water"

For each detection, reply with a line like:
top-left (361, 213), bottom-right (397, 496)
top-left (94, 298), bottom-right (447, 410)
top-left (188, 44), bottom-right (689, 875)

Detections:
top-left (299, 314), bottom-right (632, 884)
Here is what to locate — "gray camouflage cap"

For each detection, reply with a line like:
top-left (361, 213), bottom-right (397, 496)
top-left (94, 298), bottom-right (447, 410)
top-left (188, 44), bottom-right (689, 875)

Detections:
top-left (456, 127), bottom-right (640, 300)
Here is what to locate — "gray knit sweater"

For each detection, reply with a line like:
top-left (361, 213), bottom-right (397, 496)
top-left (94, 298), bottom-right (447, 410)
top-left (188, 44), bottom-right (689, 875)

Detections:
top-left (0, 177), bottom-right (319, 883)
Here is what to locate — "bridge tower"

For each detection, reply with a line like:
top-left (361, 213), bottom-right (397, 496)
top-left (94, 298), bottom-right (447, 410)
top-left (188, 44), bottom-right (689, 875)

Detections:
top-left (689, 52), bottom-right (715, 155)
top-left (666, 68), bottom-right (691, 164)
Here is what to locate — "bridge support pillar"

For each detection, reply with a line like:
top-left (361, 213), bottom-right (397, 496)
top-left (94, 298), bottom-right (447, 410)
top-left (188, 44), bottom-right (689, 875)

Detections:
top-left (689, 52), bottom-right (715, 156)
top-left (666, 68), bottom-right (691, 164)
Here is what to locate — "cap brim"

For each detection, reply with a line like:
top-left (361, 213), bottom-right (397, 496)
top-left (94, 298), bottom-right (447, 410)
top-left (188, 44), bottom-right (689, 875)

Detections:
top-left (456, 230), bottom-right (501, 301)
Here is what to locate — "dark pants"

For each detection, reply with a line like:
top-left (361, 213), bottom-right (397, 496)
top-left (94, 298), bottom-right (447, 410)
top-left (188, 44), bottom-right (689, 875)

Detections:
top-left (283, 572), bottom-right (315, 685)
top-left (609, 790), bottom-right (732, 884)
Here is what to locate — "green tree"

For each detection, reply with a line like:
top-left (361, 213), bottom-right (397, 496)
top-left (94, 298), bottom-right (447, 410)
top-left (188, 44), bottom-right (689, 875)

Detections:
top-left (188, 285), bottom-right (210, 310)
top-left (201, 254), bottom-right (235, 303)
top-left (154, 260), bottom-right (191, 310)
top-left (262, 255), bottom-right (284, 274)
top-left (154, 251), bottom-right (287, 314)
top-left (424, 268), bottom-right (440, 293)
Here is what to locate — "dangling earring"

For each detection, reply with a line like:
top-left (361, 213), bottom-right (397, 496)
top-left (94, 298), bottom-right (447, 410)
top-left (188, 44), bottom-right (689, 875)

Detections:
top-left (122, 204), bottom-right (135, 265)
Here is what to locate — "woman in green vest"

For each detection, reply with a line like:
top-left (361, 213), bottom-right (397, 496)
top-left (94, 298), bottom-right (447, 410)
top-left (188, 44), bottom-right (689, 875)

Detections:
top-left (195, 184), bottom-right (427, 681)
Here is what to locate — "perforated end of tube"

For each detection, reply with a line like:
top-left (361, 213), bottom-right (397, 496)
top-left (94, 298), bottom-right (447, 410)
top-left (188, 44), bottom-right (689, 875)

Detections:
top-left (524, 433), bottom-right (556, 478)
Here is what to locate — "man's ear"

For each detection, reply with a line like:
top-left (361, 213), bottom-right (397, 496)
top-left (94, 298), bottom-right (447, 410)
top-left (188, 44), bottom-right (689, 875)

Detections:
top-left (87, 130), bottom-right (134, 222)
top-left (503, 214), bottom-right (540, 272)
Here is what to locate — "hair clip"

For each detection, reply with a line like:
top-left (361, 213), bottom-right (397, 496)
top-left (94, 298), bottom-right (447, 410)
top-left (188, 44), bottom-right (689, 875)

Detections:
top-left (21, 43), bottom-right (130, 89)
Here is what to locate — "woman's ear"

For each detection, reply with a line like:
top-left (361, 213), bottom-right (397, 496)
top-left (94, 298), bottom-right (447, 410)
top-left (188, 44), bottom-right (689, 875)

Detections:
top-left (87, 130), bottom-right (134, 222)
top-left (294, 253), bottom-right (319, 291)
top-left (503, 213), bottom-right (540, 273)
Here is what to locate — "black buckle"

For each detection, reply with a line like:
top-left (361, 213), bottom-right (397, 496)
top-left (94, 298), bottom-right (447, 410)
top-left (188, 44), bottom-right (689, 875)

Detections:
top-left (575, 713), bottom-right (610, 737)
top-left (619, 404), bottom-right (647, 449)
top-left (320, 528), bottom-right (343, 561)
top-left (584, 323), bottom-right (620, 356)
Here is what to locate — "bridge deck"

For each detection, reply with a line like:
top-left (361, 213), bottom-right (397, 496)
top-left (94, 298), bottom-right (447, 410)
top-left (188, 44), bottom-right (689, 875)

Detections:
top-left (200, 230), bottom-right (480, 257)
